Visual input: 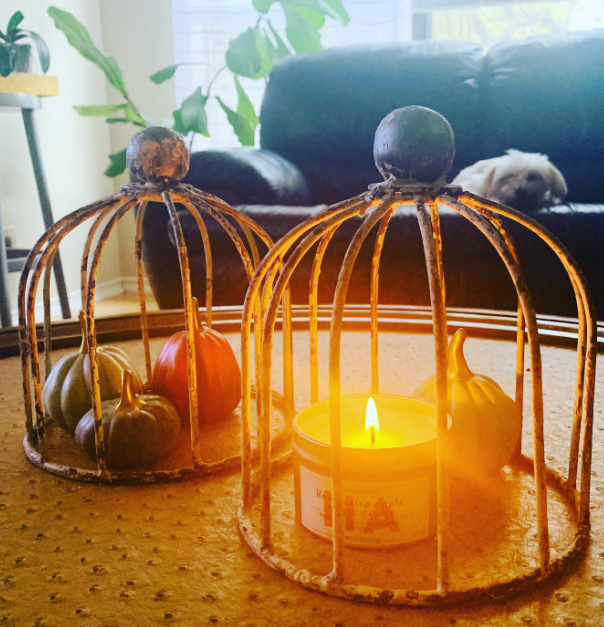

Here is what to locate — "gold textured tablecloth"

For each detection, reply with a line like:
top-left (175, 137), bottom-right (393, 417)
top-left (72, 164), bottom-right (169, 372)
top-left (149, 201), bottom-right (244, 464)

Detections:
top-left (1, 329), bottom-right (603, 626)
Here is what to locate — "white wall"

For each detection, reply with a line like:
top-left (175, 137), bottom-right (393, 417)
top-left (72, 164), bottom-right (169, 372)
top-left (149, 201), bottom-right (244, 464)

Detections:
top-left (0, 0), bottom-right (121, 321)
top-left (99, 0), bottom-right (177, 280)
top-left (0, 0), bottom-right (177, 324)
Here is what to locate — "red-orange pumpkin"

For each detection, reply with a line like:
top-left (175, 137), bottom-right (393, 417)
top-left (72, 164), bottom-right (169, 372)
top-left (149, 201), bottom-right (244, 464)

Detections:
top-left (152, 300), bottom-right (241, 423)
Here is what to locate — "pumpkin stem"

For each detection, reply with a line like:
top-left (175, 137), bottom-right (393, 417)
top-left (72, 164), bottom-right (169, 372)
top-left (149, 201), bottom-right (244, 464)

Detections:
top-left (190, 296), bottom-right (202, 331)
top-left (78, 310), bottom-right (89, 355)
top-left (448, 328), bottom-right (474, 379)
top-left (115, 370), bottom-right (144, 412)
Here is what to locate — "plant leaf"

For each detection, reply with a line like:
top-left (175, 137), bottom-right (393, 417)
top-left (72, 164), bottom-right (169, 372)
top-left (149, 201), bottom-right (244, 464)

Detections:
top-left (123, 103), bottom-right (148, 127)
top-left (225, 27), bottom-right (262, 78)
top-left (24, 31), bottom-right (50, 73)
top-left (150, 63), bottom-right (181, 84)
top-left (7, 12), bottom-right (25, 34)
top-left (253, 0), bottom-right (276, 13)
top-left (150, 62), bottom-right (204, 84)
top-left (217, 97), bottom-right (255, 146)
top-left (179, 87), bottom-right (209, 136)
top-left (234, 75), bottom-right (258, 128)
top-left (323, 0), bottom-right (350, 24)
top-left (294, 7), bottom-right (325, 29)
top-left (48, 7), bottom-right (129, 98)
top-left (106, 117), bottom-right (138, 124)
top-left (104, 148), bottom-right (127, 178)
top-left (91, 104), bottom-right (146, 127)
top-left (74, 103), bottom-right (127, 116)
top-left (282, 5), bottom-right (322, 53)
top-left (172, 108), bottom-right (186, 135)
top-left (267, 21), bottom-right (291, 59)
top-left (281, 0), bottom-right (336, 22)
top-left (264, 35), bottom-right (281, 66)
top-left (254, 28), bottom-right (273, 78)
top-left (105, 116), bottom-right (146, 128)
top-left (281, 0), bottom-right (349, 24)
top-left (0, 46), bottom-right (12, 77)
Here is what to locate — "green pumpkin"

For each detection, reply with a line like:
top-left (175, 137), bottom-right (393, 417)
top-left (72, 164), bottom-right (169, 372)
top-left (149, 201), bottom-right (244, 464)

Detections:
top-left (75, 370), bottom-right (181, 469)
top-left (42, 311), bottom-right (143, 433)
top-left (413, 328), bottom-right (522, 475)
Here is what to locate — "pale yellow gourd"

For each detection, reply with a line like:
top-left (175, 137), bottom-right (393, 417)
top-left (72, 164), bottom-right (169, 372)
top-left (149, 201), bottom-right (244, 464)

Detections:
top-left (42, 311), bottom-right (143, 433)
top-left (413, 328), bottom-right (522, 475)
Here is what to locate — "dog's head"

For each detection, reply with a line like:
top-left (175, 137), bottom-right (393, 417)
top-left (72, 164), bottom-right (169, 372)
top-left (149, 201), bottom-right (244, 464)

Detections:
top-left (483, 150), bottom-right (567, 209)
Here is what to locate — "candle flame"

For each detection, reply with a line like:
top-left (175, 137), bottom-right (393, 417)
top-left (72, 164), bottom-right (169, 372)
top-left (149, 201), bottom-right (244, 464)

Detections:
top-left (365, 397), bottom-right (379, 432)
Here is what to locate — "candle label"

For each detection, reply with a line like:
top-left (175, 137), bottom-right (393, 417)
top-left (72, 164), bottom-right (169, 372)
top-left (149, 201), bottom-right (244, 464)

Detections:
top-left (299, 466), bottom-right (430, 548)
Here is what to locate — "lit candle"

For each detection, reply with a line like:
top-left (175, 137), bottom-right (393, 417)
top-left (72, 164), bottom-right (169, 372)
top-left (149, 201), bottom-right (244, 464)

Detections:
top-left (365, 397), bottom-right (378, 447)
top-left (293, 394), bottom-right (439, 549)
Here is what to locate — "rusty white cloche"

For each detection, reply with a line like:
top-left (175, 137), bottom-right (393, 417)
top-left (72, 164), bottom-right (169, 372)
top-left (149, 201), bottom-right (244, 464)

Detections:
top-left (237, 106), bottom-right (597, 606)
top-left (18, 126), bottom-right (293, 483)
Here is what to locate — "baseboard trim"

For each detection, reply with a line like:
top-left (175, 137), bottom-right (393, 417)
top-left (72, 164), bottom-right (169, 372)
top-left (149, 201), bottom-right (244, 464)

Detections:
top-left (121, 276), bottom-right (153, 296)
top-left (10, 275), bottom-right (151, 325)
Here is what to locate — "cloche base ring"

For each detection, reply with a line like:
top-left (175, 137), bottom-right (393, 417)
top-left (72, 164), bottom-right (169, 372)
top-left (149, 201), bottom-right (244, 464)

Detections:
top-left (238, 454), bottom-right (588, 607)
top-left (23, 386), bottom-right (291, 485)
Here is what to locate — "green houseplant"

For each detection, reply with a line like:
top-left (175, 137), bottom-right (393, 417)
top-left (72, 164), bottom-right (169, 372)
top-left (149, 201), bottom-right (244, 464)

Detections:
top-left (0, 11), bottom-right (50, 77)
top-left (48, 1), bottom-right (349, 177)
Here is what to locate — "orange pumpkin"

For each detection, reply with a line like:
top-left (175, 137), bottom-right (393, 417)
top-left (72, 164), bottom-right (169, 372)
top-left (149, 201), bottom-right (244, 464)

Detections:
top-left (152, 299), bottom-right (241, 423)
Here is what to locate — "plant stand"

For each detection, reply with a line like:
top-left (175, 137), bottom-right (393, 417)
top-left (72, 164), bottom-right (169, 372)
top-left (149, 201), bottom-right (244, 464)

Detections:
top-left (0, 84), bottom-right (70, 327)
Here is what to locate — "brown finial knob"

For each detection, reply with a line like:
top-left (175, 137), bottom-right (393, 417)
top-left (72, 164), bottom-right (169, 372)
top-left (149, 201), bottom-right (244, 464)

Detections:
top-left (373, 106), bottom-right (455, 184)
top-left (126, 127), bottom-right (190, 185)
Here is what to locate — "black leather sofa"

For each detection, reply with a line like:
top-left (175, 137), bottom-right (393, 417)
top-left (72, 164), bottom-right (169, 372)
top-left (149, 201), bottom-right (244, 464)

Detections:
top-left (142, 29), bottom-right (604, 318)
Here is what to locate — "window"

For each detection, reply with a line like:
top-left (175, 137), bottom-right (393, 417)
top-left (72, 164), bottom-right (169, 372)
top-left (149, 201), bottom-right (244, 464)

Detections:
top-left (413, 0), bottom-right (604, 47)
top-left (171, 0), bottom-right (412, 149)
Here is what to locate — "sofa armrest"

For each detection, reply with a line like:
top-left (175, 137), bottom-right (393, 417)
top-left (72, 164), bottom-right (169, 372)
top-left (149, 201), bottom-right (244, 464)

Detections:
top-left (182, 147), bottom-right (310, 207)
top-left (141, 148), bottom-right (308, 311)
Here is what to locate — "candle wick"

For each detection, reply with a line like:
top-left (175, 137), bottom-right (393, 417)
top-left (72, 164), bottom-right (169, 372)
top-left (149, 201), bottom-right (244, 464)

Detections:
top-left (370, 426), bottom-right (376, 447)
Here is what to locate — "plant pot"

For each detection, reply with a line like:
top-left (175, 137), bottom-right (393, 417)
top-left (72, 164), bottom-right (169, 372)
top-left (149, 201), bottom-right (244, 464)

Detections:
top-left (13, 44), bottom-right (32, 73)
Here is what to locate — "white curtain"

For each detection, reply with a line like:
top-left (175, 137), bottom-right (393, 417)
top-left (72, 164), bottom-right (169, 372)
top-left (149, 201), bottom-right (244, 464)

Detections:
top-left (171, 0), bottom-right (413, 150)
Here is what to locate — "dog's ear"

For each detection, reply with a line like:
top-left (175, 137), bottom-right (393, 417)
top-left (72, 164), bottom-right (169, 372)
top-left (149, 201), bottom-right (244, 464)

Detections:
top-left (482, 166), bottom-right (498, 197)
top-left (550, 166), bottom-right (568, 203)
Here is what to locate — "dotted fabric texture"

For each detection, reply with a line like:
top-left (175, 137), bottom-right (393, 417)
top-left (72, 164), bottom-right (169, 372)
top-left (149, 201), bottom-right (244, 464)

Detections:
top-left (1, 330), bottom-right (603, 626)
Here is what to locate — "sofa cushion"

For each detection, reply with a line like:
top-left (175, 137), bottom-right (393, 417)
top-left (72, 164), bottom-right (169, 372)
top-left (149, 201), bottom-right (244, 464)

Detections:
top-left (260, 41), bottom-right (485, 204)
top-left (143, 200), bottom-right (604, 319)
top-left (483, 29), bottom-right (604, 203)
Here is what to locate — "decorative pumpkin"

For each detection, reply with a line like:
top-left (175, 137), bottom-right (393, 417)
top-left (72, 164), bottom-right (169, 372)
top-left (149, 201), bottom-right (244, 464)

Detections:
top-left (413, 328), bottom-right (521, 475)
top-left (75, 370), bottom-right (181, 469)
top-left (152, 298), bottom-right (241, 424)
top-left (42, 310), bottom-right (143, 433)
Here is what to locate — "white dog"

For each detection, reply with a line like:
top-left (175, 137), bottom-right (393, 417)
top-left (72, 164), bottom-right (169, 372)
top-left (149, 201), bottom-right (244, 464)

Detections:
top-left (452, 150), bottom-right (567, 210)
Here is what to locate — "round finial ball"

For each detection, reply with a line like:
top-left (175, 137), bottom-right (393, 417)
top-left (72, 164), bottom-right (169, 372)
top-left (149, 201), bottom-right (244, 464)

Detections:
top-left (373, 106), bottom-right (455, 184)
top-left (126, 127), bottom-right (190, 185)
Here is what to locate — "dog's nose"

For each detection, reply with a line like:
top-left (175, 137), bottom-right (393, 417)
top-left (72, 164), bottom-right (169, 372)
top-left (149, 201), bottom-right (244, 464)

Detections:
top-left (511, 187), bottom-right (541, 209)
